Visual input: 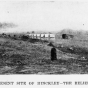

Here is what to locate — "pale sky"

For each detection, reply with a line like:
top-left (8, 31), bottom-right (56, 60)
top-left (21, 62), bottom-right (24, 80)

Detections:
top-left (0, 0), bottom-right (88, 32)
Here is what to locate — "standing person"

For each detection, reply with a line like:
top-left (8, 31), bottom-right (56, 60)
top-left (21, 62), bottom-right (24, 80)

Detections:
top-left (51, 46), bottom-right (57, 61)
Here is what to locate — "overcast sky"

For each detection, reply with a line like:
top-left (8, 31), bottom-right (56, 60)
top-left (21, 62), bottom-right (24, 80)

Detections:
top-left (0, 0), bottom-right (88, 32)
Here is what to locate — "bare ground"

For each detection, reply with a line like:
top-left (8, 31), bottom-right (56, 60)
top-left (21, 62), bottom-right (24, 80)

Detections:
top-left (0, 38), bottom-right (88, 74)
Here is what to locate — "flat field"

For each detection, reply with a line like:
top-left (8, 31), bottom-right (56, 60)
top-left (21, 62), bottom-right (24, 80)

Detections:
top-left (0, 37), bottom-right (88, 74)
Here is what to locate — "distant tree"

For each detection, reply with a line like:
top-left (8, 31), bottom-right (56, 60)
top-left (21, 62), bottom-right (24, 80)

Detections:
top-left (49, 32), bottom-right (51, 34)
top-left (27, 32), bottom-right (30, 34)
top-left (32, 31), bottom-right (35, 34)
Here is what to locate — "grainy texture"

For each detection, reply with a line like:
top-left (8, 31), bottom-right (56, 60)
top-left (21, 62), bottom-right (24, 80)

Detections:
top-left (0, 37), bottom-right (88, 74)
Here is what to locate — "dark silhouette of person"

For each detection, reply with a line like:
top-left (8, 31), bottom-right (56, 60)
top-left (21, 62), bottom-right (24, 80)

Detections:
top-left (51, 46), bottom-right (57, 61)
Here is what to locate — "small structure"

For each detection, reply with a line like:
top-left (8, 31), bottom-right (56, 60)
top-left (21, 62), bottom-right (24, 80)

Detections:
top-left (62, 34), bottom-right (68, 39)
top-left (62, 34), bottom-right (74, 39)
top-left (55, 29), bottom-right (74, 40)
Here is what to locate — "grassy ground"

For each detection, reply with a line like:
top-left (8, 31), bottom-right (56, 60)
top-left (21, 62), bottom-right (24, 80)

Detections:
top-left (0, 37), bottom-right (88, 74)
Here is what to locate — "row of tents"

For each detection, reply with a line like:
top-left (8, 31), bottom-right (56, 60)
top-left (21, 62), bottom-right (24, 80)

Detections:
top-left (26, 33), bottom-right (56, 40)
